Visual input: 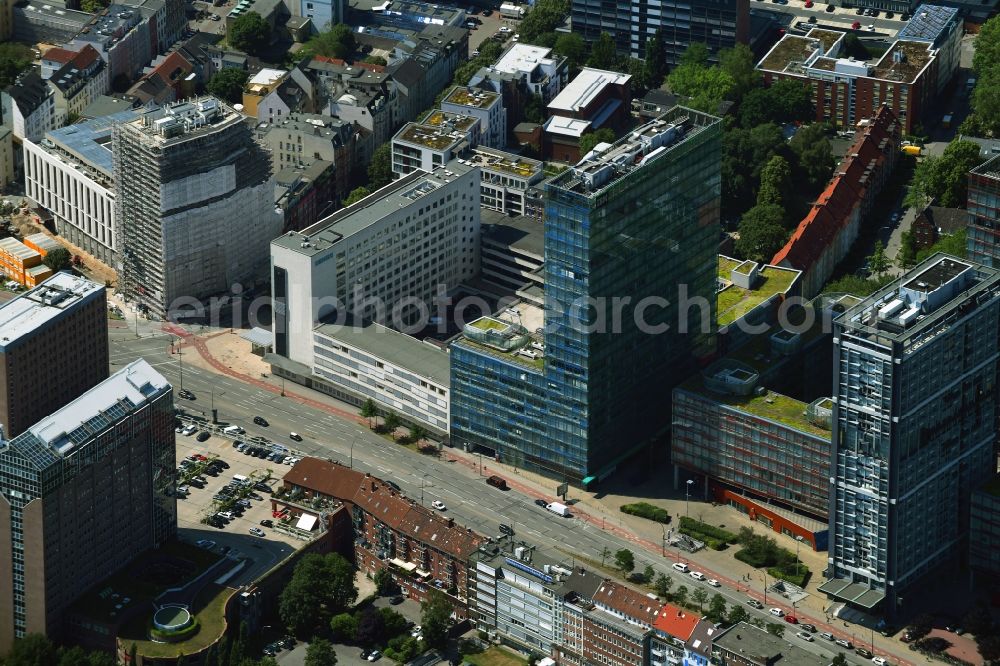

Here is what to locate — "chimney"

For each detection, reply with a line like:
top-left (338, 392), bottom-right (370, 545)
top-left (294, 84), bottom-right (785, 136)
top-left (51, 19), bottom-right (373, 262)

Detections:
top-left (371, 481), bottom-right (377, 491)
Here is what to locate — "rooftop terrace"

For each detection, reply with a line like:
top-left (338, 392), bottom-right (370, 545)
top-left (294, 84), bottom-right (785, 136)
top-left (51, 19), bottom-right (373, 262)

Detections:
top-left (396, 122), bottom-right (469, 150)
top-left (758, 35), bottom-right (823, 73)
top-left (423, 110), bottom-right (479, 132)
top-left (464, 147), bottom-right (543, 179)
top-left (444, 86), bottom-right (500, 109)
top-left (871, 40), bottom-right (934, 83)
top-left (716, 256), bottom-right (800, 327)
top-left (455, 303), bottom-right (546, 370)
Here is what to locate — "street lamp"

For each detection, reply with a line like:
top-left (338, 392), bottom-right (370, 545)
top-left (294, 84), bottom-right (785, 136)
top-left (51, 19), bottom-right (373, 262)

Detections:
top-left (660, 522), bottom-right (666, 557)
top-left (685, 479), bottom-right (694, 517)
top-left (795, 535), bottom-right (804, 579)
top-left (763, 569), bottom-right (768, 605)
top-left (420, 473), bottom-right (430, 505)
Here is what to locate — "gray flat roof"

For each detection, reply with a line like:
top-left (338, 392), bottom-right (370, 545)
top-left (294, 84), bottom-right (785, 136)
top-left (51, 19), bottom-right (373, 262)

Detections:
top-left (46, 109), bottom-right (139, 176)
top-left (481, 209), bottom-right (544, 258)
top-left (0, 273), bottom-right (104, 352)
top-left (714, 622), bottom-right (820, 665)
top-left (314, 319), bottom-right (450, 386)
top-left (272, 160), bottom-right (475, 257)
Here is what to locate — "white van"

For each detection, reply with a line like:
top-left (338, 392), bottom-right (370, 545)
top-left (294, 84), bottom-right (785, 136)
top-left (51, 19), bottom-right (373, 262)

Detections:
top-left (232, 474), bottom-right (249, 485)
top-left (545, 502), bottom-right (569, 517)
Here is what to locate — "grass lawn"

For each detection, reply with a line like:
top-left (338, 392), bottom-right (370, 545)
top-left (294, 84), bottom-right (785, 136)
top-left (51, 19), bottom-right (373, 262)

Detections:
top-left (463, 647), bottom-right (529, 666)
top-left (470, 317), bottom-right (506, 331)
top-left (125, 584), bottom-right (235, 659)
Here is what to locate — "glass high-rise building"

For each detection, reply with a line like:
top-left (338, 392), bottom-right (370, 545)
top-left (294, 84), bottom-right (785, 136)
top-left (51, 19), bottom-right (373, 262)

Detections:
top-left (967, 154), bottom-right (1000, 268)
top-left (451, 107), bottom-right (721, 483)
top-left (822, 255), bottom-right (1000, 619)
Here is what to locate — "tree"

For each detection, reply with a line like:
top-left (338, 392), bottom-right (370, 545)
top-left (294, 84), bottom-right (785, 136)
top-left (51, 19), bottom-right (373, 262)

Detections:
top-left (728, 604), bottom-right (750, 626)
top-left (368, 143), bottom-right (393, 190)
top-left (691, 588), bottom-right (709, 611)
top-left (360, 397), bottom-right (379, 428)
top-left (718, 44), bottom-right (759, 101)
top-left (329, 612), bottom-right (359, 642)
top-left (736, 203), bottom-right (787, 263)
top-left (789, 123), bottom-right (835, 190)
top-left (831, 653), bottom-right (848, 666)
top-left (229, 12), bottom-right (271, 55)
top-left (979, 635), bottom-right (1000, 661)
top-left (304, 637), bottom-right (337, 666)
top-left (0, 43), bottom-right (33, 90)
top-left (673, 585), bottom-right (688, 606)
top-left (279, 553), bottom-right (358, 636)
top-left (374, 568), bottom-right (396, 595)
top-left (421, 589), bottom-right (453, 649)
top-left (600, 547), bottom-right (611, 567)
top-left (588, 33), bottom-right (619, 70)
top-left (230, 620), bottom-right (249, 665)
top-left (757, 155), bottom-right (792, 208)
top-left (42, 247), bottom-right (72, 273)
top-left (642, 564), bottom-right (655, 584)
top-left (973, 13), bottom-right (1000, 76)
top-left (408, 424), bottom-right (429, 445)
top-left (971, 69), bottom-right (1000, 135)
top-left (722, 123), bottom-right (786, 218)
top-left (553, 33), bottom-right (586, 73)
top-left (765, 622), bottom-right (785, 638)
top-left (655, 573), bottom-right (673, 598)
top-left (962, 604), bottom-right (993, 636)
top-left (81, 0), bottom-right (109, 10)
top-left (906, 139), bottom-right (984, 208)
top-left (378, 607), bottom-right (409, 639)
top-left (383, 410), bottom-right (402, 439)
top-left (302, 23), bottom-right (357, 60)
top-left (899, 230), bottom-right (918, 267)
top-left (739, 79), bottom-right (812, 128)
top-left (206, 68), bottom-right (250, 103)
top-left (614, 548), bottom-right (635, 574)
top-left (680, 42), bottom-right (709, 67)
top-left (523, 93), bottom-right (546, 124)
top-left (867, 240), bottom-right (890, 276)
top-left (707, 594), bottom-right (728, 623)
top-left (356, 606), bottom-right (386, 646)
top-left (519, 0), bottom-right (570, 42)
top-left (841, 32), bottom-right (870, 60)
top-left (644, 29), bottom-right (667, 89)
top-left (579, 128), bottom-right (616, 157)
top-left (343, 186), bottom-right (371, 207)
top-left (363, 55), bottom-right (387, 66)
top-left (668, 64), bottom-right (735, 112)
top-left (5, 634), bottom-right (59, 666)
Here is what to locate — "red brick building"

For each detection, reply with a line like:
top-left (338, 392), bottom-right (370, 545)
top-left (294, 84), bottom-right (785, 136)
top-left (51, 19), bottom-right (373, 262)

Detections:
top-left (275, 458), bottom-right (485, 615)
top-left (543, 68), bottom-right (632, 163)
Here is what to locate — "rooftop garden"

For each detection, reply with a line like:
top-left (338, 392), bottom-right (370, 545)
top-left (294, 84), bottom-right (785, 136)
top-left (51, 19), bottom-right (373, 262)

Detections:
top-left (469, 317), bottom-right (508, 331)
top-left (123, 583), bottom-right (235, 659)
top-left (717, 267), bottom-right (799, 326)
top-left (445, 86), bottom-right (497, 108)
top-left (399, 124), bottom-right (461, 150)
top-left (424, 110), bottom-right (477, 131)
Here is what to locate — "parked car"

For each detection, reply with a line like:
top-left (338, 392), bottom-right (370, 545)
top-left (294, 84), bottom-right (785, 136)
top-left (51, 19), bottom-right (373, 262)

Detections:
top-left (390, 595), bottom-right (404, 605)
top-left (672, 562), bottom-right (689, 573)
top-left (260, 519), bottom-right (274, 527)
top-left (747, 599), bottom-right (764, 609)
top-left (196, 431), bottom-right (211, 442)
top-left (769, 608), bottom-right (784, 617)
top-left (796, 631), bottom-right (814, 641)
top-left (856, 648), bottom-right (873, 658)
top-left (872, 657), bottom-right (888, 666)
top-left (836, 638), bottom-right (853, 649)
top-left (799, 623), bottom-right (816, 633)
top-left (182, 425), bottom-right (197, 436)
top-left (534, 499), bottom-right (549, 507)
top-left (431, 500), bottom-right (447, 511)
top-left (367, 650), bottom-right (381, 662)
top-left (820, 632), bottom-right (834, 641)
top-left (784, 615), bottom-right (798, 624)
top-left (249, 527), bottom-right (265, 537)
top-left (706, 579), bottom-right (720, 587)
top-left (689, 571), bottom-right (706, 581)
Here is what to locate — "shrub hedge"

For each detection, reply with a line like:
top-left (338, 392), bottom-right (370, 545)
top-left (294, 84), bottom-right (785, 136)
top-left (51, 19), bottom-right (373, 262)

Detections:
top-left (620, 502), bottom-right (671, 524)
top-left (678, 517), bottom-right (738, 544)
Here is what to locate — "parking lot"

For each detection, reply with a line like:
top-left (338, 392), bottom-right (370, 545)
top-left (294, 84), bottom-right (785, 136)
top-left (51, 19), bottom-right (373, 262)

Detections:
top-left (188, 0), bottom-right (229, 35)
top-left (466, 8), bottom-right (515, 55)
top-left (175, 427), bottom-right (308, 580)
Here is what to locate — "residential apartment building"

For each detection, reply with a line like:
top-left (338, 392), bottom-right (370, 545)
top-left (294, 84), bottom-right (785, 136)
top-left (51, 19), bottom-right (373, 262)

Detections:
top-left (772, 106), bottom-right (901, 297)
top-left (1, 70), bottom-right (58, 142)
top-left (468, 43), bottom-right (568, 135)
top-left (440, 87), bottom-right (506, 149)
top-left (256, 113), bottom-right (359, 209)
top-left (298, 0), bottom-right (343, 31)
top-left (22, 110), bottom-right (137, 265)
top-left (311, 319), bottom-right (451, 434)
top-left (48, 45), bottom-right (110, 124)
top-left (712, 622), bottom-right (819, 666)
top-left (970, 476), bottom-right (1000, 582)
top-left (756, 8), bottom-right (960, 134)
top-left (450, 108), bottom-right (722, 483)
top-left (126, 51), bottom-right (196, 106)
top-left (113, 97), bottom-right (278, 317)
top-left (967, 154), bottom-right (1000, 268)
top-left (391, 112), bottom-right (480, 177)
top-left (465, 147), bottom-right (545, 218)
top-left (0, 358), bottom-right (176, 650)
top-left (895, 5), bottom-right (962, 95)
top-left (269, 162), bottom-right (480, 394)
top-left (277, 458), bottom-right (484, 611)
top-left (242, 67), bottom-right (315, 123)
top-left (571, 0), bottom-right (749, 67)
top-left (823, 255), bottom-right (1000, 618)
top-left (0, 273), bottom-right (108, 438)
top-left (274, 159), bottom-right (337, 233)
top-left (650, 604), bottom-right (701, 666)
top-left (312, 57), bottom-right (400, 150)
top-left (543, 68), bottom-right (632, 163)
top-left (65, 5), bottom-right (152, 83)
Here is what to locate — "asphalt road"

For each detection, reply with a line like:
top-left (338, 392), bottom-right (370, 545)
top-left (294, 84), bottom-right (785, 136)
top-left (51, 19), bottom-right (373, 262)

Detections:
top-left (752, 0), bottom-right (907, 37)
top-left (108, 328), bottom-right (881, 666)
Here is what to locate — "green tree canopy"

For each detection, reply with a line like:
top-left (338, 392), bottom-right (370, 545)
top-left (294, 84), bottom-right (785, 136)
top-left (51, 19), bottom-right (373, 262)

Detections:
top-left (363, 55), bottom-right (387, 66)
top-left (707, 594), bottom-right (728, 623)
top-left (553, 33), bottom-right (586, 73)
top-left (906, 139), bottom-right (984, 208)
top-left (867, 240), bottom-right (890, 276)
top-left (420, 589), bottom-right (454, 649)
top-left (80, 0), bottom-right (110, 12)
top-left (973, 13), bottom-right (1000, 76)
top-left (667, 61), bottom-right (735, 112)
top-left (279, 552), bottom-right (358, 637)
top-left (722, 123), bottom-right (786, 218)
top-left (587, 32), bottom-right (619, 70)
top-left (766, 622), bottom-right (785, 638)
top-left (304, 637), bottom-right (337, 666)
top-left (383, 410), bottom-right (402, 438)
top-left (691, 588), bottom-right (709, 610)
top-left (579, 128), bottom-right (616, 156)
top-left (408, 424), bottom-right (429, 444)
top-left (643, 29), bottom-right (667, 89)
top-left (343, 186), bottom-right (372, 207)
top-left (206, 68), bottom-right (250, 103)
top-left (831, 653), bottom-right (848, 666)
top-left (757, 154), bottom-right (792, 208)
top-left (329, 612), bottom-right (359, 642)
top-left (718, 43), bottom-right (760, 101)
top-left (42, 247), bottom-right (72, 272)
top-left (655, 573), bottom-right (673, 597)
top-left (302, 23), bottom-right (357, 60)
top-left (614, 548), bottom-right (635, 574)
top-left (789, 123), bottom-right (835, 190)
top-left (0, 43), bottom-right (34, 90)
top-left (229, 12), bottom-right (271, 55)
top-left (679, 42), bottom-right (709, 67)
top-left (739, 79), bottom-right (812, 127)
top-left (368, 143), bottom-right (393, 190)
top-left (736, 203), bottom-right (788, 263)
top-left (971, 69), bottom-right (1000, 135)
top-left (519, 0), bottom-right (570, 42)
top-left (727, 604), bottom-right (750, 625)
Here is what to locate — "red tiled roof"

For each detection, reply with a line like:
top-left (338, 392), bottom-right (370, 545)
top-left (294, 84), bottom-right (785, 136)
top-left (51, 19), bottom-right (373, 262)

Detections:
top-left (284, 456), bottom-right (366, 500)
top-left (313, 55), bottom-right (347, 66)
top-left (71, 45), bottom-right (101, 70)
top-left (653, 603), bottom-right (701, 641)
top-left (150, 51), bottom-right (194, 83)
top-left (355, 61), bottom-right (386, 73)
top-left (592, 580), bottom-right (662, 626)
top-left (43, 47), bottom-right (78, 64)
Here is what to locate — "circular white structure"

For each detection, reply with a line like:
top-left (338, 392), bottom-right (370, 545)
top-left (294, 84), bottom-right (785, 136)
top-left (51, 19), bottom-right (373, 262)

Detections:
top-left (153, 606), bottom-right (192, 633)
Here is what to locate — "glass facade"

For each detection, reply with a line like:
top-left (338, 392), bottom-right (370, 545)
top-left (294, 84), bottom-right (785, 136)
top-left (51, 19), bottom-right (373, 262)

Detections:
top-left (451, 108), bottom-right (722, 481)
top-left (830, 256), bottom-right (1000, 616)
top-left (967, 156), bottom-right (1000, 268)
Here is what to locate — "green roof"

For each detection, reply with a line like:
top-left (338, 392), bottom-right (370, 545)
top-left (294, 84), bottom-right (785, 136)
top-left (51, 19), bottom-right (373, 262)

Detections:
top-left (717, 257), bottom-right (800, 326)
top-left (453, 337), bottom-right (544, 371)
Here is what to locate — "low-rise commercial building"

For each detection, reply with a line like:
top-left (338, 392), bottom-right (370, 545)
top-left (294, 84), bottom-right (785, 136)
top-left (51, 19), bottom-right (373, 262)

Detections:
top-left (0, 358), bottom-right (175, 651)
top-left (712, 622), bottom-right (819, 666)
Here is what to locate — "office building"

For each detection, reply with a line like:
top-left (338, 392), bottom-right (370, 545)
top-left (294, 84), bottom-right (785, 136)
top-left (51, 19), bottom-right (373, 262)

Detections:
top-left (822, 255), bottom-right (1000, 618)
top-left (23, 110), bottom-right (139, 265)
top-left (466, 147), bottom-right (545, 218)
top-left (113, 97), bottom-right (278, 318)
top-left (0, 358), bottom-right (175, 650)
top-left (571, 0), bottom-right (750, 68)
top-left (440, 87), bottom-right (506, 149)
top-left (451, 107), bottom-right (722, 483)
top-left (970, 476), bottom-right (1000, 582)
top-left (967, 154), bottom-right (1000, 269)
top-left (756, 9), bottom-right (960, 134)
top-left (11, 1), bottom-right (91, 46)
top-left (482, 43), bottom-right (568, 105)
top-left (0, 274), bottom-right (108, 438)
top-left (391, 112), bottom-right (481, 177)
top-left (543, 68), bottom-right (632, 163)
top-left (269, 161), bottom-right (480, 395)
